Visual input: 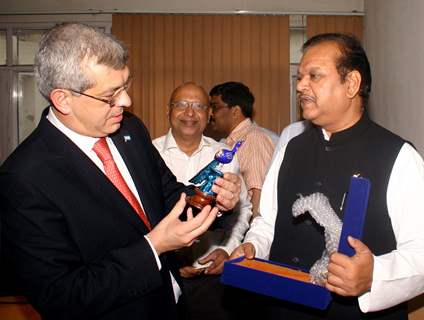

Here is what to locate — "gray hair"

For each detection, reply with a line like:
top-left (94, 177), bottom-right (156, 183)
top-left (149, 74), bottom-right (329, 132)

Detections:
top-left (35, 23), bottom-right (128, 101)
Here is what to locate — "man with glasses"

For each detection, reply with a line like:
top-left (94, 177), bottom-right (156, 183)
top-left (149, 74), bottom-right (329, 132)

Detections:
top-left (153, 82), bottom-right (252, 320)
top-left (209, 82), bottom-right (276, 218)
top-left (0, 23), bottom-right (241, 320)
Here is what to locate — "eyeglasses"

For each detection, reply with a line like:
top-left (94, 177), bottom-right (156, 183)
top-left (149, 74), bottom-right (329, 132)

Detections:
top-left (210, 102), bottom-right (230, 113)
top-left (169, 100), bottom-right (209, 111)
top-left (70, 77), bottom-right (133, 107)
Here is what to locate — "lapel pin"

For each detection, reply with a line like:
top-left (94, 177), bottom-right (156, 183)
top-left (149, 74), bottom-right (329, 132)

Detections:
top-left (124, 135), bottom-right (131, 142)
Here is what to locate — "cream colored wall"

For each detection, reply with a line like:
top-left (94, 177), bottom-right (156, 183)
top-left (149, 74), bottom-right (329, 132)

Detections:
top-left (0, 0), bottom-right (363, 14)
top-left (365, 1), bottom-right (424, 318)
top-left (365, 0), bottom-right (424, 155)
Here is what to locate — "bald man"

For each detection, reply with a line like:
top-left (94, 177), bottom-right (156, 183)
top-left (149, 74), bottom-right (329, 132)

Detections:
top-left (153, 82), bottom-right (252, 320)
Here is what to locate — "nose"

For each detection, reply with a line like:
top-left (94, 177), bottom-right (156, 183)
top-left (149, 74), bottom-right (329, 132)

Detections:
top-left (296, 76), bottom-right (308, 93)
top-left (184, 104), bottom-right (195, 116)
top-left (115, 90), bottom-right (132, 108)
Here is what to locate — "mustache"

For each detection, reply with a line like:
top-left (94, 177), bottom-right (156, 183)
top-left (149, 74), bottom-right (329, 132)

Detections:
top-left (298, 94), bottom-right (316, 103)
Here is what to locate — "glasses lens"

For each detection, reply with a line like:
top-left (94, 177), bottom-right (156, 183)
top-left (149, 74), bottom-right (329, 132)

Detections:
top-left (173, 101), bottom-right (188, 109)
top-left (191, 102), bottom-right (207, 110)
top-left (109, 78), bottom-right (133, 107)
top-left (125, 77), bottom-right (133, 91)
top-left (171, 101), bottom-right (207, 110)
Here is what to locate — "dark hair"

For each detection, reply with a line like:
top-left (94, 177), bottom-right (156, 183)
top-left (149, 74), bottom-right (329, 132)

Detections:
top-left (302, 33), bottom-right (371, 108)
top-left (209, 82), bottom-right (254, 118)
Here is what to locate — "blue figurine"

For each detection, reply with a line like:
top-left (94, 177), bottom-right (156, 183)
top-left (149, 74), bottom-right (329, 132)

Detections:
top-left (189, 140), bottom-right (243, 196)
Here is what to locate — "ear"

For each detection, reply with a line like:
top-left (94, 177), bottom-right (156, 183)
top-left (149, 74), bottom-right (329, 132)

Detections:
top-left (345, 70), bottom-right (361, 99)
top-left (232, 105), bottom-right (243, 118)
top-left (50, 89), bottom-right (73, 115)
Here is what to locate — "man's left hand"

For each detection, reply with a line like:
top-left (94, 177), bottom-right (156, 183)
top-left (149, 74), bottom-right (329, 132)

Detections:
top-left (325, 236), bottom-right (374, 296)
top-left (200, 248), bottom-right (229, 275)
top-left (212, 173), bottom-right (241, 212)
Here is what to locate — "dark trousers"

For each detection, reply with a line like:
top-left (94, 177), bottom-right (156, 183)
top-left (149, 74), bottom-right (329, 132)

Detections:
top-left (217, 285), bottom-right (407, 320)
top-left (182, 275), bottom-right (234, 320)
top-left (262, 295), bottom-right (408, 320)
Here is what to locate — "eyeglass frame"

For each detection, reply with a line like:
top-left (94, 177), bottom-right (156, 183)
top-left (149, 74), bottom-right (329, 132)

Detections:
top-left (169, 100), bottom-right (209, 111)
top-left (69, 76), bottom-right (133, 107)
top-left (210, 101), bottom-right (231, 113)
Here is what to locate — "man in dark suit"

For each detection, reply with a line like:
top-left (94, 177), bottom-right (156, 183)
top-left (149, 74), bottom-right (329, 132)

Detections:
top-left (0, 23), bottom-right (241, 320)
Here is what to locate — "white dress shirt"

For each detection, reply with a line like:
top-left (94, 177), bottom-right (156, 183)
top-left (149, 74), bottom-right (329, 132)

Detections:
top-left (244, 123), bottom-right (424, 312)
top-left (47, 108), bottom-right (182, 302)
top-left (153, 130), bottom-right (252, 266)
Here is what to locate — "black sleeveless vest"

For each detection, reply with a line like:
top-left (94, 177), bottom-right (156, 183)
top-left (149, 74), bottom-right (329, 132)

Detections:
top-left (268, 115), bottom-right (407, 320)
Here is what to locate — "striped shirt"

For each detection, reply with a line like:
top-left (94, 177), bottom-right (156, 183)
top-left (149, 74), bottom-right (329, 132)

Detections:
top-left (225, 118), bottom-right (275, 198)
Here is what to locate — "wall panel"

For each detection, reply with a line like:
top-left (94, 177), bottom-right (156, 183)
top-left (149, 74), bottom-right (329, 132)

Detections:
top-left (307, 15), bottom-right (363, 41)
top-left (112, 14), bottom-right (290, 138)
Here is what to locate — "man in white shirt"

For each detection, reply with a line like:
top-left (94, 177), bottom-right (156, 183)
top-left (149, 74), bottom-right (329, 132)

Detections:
top-left (153, 82), bottom-right (252, 320)
top-left (231, 33), bottom-right (424, 319)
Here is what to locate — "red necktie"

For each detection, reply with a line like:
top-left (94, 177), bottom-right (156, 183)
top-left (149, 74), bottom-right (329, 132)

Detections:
top-left (93, 138), bottom-right (152, 230)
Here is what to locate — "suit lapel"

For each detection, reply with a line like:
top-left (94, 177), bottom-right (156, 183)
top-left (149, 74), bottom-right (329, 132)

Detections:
top-left (38, 115), bottom-right (150, 234)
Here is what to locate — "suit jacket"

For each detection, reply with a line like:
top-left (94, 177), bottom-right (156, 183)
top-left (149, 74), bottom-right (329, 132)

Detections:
top-left (0, 110), bottom-right (189, 319)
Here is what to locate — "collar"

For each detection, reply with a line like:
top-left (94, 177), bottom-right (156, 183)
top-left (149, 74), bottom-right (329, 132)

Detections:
top-left (46, 107), bottom-right (101, 154)
top-left (226, 118), bottom-right (254, 145)
top-left (162, 129), bottom-right (212, 156)
top-left (314, 112), bottom-right (371, 147)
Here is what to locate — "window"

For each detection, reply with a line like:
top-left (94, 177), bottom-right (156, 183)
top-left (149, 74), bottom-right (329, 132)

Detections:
top-left (289, 15), bottom-right (306, 122)
top-left (17, 72), bottom-right (47, 142)
top-left (0, 16), bottom-right (112, 163)
top-left (0, 30), bottom-right (6, 65)
top-left (12, 30), bottom-right (45, 65)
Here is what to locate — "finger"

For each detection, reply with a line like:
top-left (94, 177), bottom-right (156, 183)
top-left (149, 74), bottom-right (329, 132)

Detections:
top-left (325, 281), bottom-right (349, 296)
top-left (229, 247), bottom-right (244, 260)
top-left (223, 172), bottom-right (241, 184)
top-left (205, 260), bottom-right (225, 275)
top-left (180, 266), bottom-right (203, 278)
top-left (229, 243), bottom-right (254, 260)
top-left (215, 192), bottom-right (236, 212)
top-left (212, 174), bottom-right (240, 194)
top-left (212, 183), bottom-right (235, 200)
top-left (181, 206), bottom-right (218, 241)
top-left (326, 272), bottom-right (345, 288)
top-left (213, 252), bottom-right (228, 265)
top-left (243, 243), bottom-right (256, 259)
top-left (168, 193), bottom-right (187, 220)
top-left (329, 251), bottom-right (352, 267)
top-left (178, 205), bottom-right (213, 234)
top-left (199, 252), bottom-right (215, 264)
top-left (186, 207), bottom-right (194, 221)
top-left (215, 203), bottom-right (229, 212)
top-left (327, 260), bottom-right (346, 278)
top-left (348, 236), bottom-right (371, 254)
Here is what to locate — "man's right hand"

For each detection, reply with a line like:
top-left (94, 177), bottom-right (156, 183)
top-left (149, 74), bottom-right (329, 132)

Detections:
top-left (146, 193), bottom-right (218, 255)
top-left (229, 242), bottom-right (256, 260)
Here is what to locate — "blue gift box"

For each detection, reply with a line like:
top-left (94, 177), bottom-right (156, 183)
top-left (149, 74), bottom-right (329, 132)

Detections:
top-left (221, 176), bottom-right (371, 310)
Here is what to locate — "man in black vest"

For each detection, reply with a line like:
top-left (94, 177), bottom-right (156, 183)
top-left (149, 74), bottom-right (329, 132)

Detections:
top-left (231, 33), bottom-right (424, 319)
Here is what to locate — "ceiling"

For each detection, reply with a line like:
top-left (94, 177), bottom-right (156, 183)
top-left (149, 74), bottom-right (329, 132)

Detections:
top-left (0, 0), bottom-right (364, 15)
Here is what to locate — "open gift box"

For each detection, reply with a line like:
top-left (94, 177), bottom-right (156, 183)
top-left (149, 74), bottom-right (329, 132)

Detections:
top-left (221, 176), bottom-right (371, 310)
